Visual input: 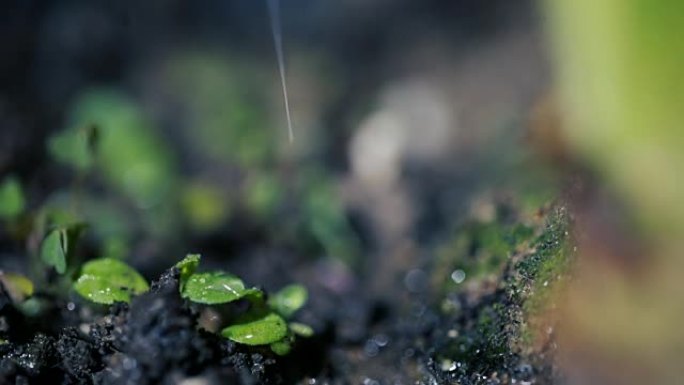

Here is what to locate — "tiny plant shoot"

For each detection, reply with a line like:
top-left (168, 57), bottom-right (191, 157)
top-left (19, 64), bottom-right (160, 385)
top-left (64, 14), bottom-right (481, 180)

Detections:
top-left (70, 254), bottom-right (311, 355)
top-left (73, 258), bottom-right (149, 304)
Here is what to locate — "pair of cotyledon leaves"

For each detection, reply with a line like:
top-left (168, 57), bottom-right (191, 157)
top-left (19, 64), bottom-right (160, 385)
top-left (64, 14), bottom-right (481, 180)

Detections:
top-left (69, 254), bottom-right (308, 349)
top-left (40, 224), bottom-right (88, 275)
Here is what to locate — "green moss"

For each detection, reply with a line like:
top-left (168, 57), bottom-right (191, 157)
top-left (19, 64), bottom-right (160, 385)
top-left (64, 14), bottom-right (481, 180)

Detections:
top-left (434, 214), bottom-right (535, 292)
top-left (515, 207), bottom-right (572, 317)
top-left (430, 206), bottom-right (574, 384)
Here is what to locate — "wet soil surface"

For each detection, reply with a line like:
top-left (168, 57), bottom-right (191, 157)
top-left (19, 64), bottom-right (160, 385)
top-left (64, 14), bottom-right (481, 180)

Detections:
top-left (1, 206), bottom-right (571, 385)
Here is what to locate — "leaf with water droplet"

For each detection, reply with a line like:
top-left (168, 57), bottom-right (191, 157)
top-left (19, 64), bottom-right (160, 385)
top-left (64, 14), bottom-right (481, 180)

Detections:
top-left (269, 284), bottom-right (307, 318)
top-left (73, 258), bottom-right (149, 304)
top-left (176, 254), bottom-right (201, 291)
top-left (221, 310), bottom-right (288, 346)
top-left (181, 271), bottom-right (262, 304)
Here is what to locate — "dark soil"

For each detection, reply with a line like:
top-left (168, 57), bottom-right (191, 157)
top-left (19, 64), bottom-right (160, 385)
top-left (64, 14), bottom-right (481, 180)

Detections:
top-left (1, 205), bottom-right (572, 385)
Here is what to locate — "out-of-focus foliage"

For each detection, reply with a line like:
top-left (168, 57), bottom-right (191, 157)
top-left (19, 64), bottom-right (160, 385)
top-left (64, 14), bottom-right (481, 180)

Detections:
top-left (0, 176), bottom-right (25, 220)
top-left (162, 53), bottom-right (274, 167)
top-left (543, 1), bottom-right (684, 383)
top-left (65, 89), bottom-right (176, 209)
top-left (269, 284), bottom-right (308, 318)
top-left (296, 170), bottom-right (362, 267)
top-left (42, 88), bottom-right (186, 266)
top-left (543, 0), bottom-right (684, 237)
top-left (39, 223), bottom-right (86, 275)
top-left (39, 229), bottom-right (68, 274)
top-left (0, 272), bottom-right (34, 303)
top-left (181, 183), bottom-right (230, 233)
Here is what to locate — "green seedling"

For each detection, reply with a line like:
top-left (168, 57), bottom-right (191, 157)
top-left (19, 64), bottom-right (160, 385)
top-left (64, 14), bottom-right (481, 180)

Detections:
top-left (68, 253), bottom-right (312, 355)
top-left (40, 229), bottom-right (68, 274)
top-left (181, 271), bottom-right (262, 304)
top-left (39, 223), bottom-right (86, 275)
top-left (73, 258), bottom-right (149, 304)
top-left (269, 284), bottom-right (307, 318)
top-left (222, 310), bottom-right (289, 345)
top-left (176, 253), bottom-right (200, 290)
top-left (176, 254), bottom-right (311, 354)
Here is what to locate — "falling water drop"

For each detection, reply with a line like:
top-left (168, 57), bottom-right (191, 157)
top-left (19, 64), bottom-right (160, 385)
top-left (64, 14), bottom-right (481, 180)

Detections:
top-left (267, 0), bottom-right (294, 142)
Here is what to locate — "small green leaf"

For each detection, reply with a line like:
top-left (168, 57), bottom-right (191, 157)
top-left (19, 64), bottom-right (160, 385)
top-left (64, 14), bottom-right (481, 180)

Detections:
top-left (0, 272), bottom-right (34, 302)
top-left (39, 224), bottom-right (86, 275)
top-left (181, 271), bottom-right (261, 304)
top-left (73, 258), bottom-right (149, 304)
top-left (40, 229), bottom-right (68, 274)
top-left (270, 339), bottom-right (292, 355)
top-left (289, 322), bottom-right (314, 337)
top-left (176, 254), bottom-right (201, 290)
top-left (221, 311), bottom-right (288, 346)
top-left (269, 284), bottom-right (308, 318)
top-left (0, 176), bottom-right (25, 219)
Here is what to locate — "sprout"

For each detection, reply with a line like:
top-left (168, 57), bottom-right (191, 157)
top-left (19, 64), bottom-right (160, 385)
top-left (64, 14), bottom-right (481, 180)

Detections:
top-left (221, 310), bottom-right (289, 346)
top-left (73, 258), bottom-right (149, 304)
top-left (180, 271), bottom-right (262, 305)
top-left (40, 229), bottom-right (68, 275)
top-left (269, 284), bottom-right (308, 318)
top-left (69, 252), bottom-right (312, 356)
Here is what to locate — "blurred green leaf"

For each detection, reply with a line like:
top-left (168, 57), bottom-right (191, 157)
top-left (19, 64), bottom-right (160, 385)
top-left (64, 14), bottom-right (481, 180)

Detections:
top-left (221, 310), bottom-right (288, 346)
top-left (270, 338), bottom-right (293, 355)
top-left (17, 297), bottom-right (46, 317)
top-left (0, 272), bottom-right (34, 302)
top-left (67, 89), bottom-right (176, 209)
top-left (0, 176), bottom-right (25, 219)
top-left (48, 126), bottom-right (94, 171)
top-left (40, 229), bottom-right (68, 274)
top-left (181, 183), bottom-right (229, 232)
top-left (543, 0), bottom-right (684, 236)
top-left (73, 258), bottom-right (149, 304)
top-left (181, 271), bottom-right (262, 305)
top-left (300, 171), bottom-right (361, 267)
top-left (269, 284), bottom-right (308, 318)
top-left (102, 237), bottom-right (128, 260)
top-left (164, 54), bottom-right (274, 167)
top-left (245, 173), bottom-right (282, 219)
top-left (289, 322), bottom-right (314, 337)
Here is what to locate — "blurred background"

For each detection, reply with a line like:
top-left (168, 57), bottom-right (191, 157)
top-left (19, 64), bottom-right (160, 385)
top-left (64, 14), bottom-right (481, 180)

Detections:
top-left (1, 1), bottom-right (682, 384)
top-left (0, 0), bottom-right (552, 276)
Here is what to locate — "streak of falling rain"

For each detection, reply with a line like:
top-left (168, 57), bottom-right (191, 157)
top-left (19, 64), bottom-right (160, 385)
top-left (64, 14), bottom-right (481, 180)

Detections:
top-left (267, 0), bottom-right (294, 142)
